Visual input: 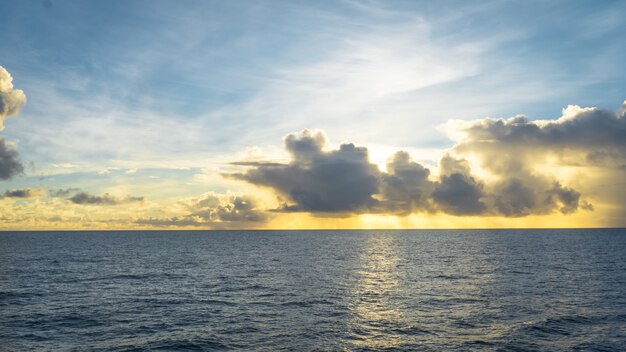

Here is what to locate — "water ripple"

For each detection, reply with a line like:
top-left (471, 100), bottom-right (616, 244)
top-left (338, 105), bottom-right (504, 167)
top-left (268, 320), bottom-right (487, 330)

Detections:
top-left (0, 229), bottom-right (624, 351)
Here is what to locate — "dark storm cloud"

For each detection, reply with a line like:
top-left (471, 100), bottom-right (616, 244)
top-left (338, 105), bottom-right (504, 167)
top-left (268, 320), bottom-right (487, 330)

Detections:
top-left (0, 138), bottom-right (24, 180)
top-left (229, 124), bottom-right (601, 217)
top-left (2, 188), bottom-right (44, 198)
top-left (136, 193), bottom-right (267, 227)
top-left (68, 192), bottom-right (144, 205)
top-left (228, 130), bottom-right (381, 214)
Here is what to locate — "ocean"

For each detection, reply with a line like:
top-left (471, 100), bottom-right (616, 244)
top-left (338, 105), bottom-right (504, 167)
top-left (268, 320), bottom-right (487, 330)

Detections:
top-left (1, 229), bottom-right (625, 351)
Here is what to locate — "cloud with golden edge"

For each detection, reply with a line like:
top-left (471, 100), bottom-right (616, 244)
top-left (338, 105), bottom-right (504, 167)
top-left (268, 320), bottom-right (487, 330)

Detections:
top-left (228, 101), bottom-right (626, 220)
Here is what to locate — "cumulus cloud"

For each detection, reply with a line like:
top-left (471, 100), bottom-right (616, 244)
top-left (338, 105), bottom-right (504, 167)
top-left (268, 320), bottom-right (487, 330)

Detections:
top-left (2, 188), bottom-right (45, 198)
top-left (229, 117), bottom-right (606, 217)
top-left (0, 66), bottom-right (26, 180)
top-left (378, 151), bottom-right (434, 214)
top-left (181, 192), bottom-right (266, 223)
top-left (136, 192), bottom-right (267, 227)
top-left (446, 103), bottom-right (626, 167)
top-left (0, 66), bottom-right (26, 130)
top-left (432, 155), bottom-right (487, 215)
top-left (228, 129), bottom-right (381, 214)
top-left (68, 192), bottom-right (144, 205)
top-left (441, 102), bottom-right (626, 215)
top-left (228, 129), bottom-right (494, 216)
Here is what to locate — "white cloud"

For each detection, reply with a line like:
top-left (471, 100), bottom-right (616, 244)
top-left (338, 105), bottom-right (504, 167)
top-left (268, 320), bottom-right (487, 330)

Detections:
top-left (0, 66), bottom-right (27, 130)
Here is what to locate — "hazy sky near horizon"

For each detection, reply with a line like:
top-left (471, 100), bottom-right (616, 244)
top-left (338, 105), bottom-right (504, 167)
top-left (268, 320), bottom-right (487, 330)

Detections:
top-left (1, 0), bottom-right (626, 229)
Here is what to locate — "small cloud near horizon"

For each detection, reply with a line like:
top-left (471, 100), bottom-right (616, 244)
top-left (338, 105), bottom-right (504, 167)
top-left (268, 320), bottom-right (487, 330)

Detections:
top-left (1, 188), bottom-right (45, 199)
top-left (68, 192), bottom-right (144, 206)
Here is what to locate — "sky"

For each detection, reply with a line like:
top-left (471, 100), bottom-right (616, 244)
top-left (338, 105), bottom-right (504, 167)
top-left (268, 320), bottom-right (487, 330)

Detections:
top-left (1, 0), bottom-right (625, 229)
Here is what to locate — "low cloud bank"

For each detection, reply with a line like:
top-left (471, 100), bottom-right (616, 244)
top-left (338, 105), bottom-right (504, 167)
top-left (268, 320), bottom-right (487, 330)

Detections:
top-left (136, 193), bottom-right (267, 227)
top-left (228, 101), bottom-right (626, 218)
top-left (227, 129), bottom-right (518, 216)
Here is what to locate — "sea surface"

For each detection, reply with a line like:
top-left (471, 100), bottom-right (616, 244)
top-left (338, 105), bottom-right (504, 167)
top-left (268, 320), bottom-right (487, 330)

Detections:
top-left (1, 229), bottom-right (625, 351)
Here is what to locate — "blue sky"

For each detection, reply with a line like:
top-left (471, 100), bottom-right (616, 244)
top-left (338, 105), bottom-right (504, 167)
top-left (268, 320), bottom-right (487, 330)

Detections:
top-left (1, 0), bottom-right (625, 228)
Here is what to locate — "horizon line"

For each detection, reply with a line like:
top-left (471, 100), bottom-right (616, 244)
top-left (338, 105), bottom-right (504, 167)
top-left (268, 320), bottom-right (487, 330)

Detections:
top-left (1, 227), bottom-right (624, 232)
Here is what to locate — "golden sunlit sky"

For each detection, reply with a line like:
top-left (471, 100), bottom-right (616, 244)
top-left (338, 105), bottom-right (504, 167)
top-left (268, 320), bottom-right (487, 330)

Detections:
top-left (1, 0), bottom-right (626, 229)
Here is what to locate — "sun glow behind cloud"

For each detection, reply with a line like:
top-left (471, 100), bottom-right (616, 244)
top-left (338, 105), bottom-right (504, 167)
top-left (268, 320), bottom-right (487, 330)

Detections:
top-left (3, 100), bottom-right (624, 230)
top-left (1, 1), bottom-right (626, 229)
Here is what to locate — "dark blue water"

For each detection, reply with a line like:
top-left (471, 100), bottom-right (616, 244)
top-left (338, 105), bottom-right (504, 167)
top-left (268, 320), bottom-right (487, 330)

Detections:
top-left (1, 229), bottom-right (625, 351)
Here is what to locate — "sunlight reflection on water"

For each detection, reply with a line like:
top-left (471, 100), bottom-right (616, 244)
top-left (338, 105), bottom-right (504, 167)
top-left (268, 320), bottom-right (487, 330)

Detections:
top-left (1, 229), bottom-right (625, 351)
top-left (346, 233), bottom-right (405, 349)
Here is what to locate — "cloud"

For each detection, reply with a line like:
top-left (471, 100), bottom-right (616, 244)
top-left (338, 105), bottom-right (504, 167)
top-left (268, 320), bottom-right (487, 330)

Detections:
top-left (68, 192), bottom-right (144, 205)
top-left (2, 188), bottom-right (45, 198)
top-left (229, 120), bottom-right (604, 217)
top-left (136, 192), bottom-right (267, 227)
top-left (445, 103), bottom-right (626, 165)
top-left (228, 129), bottom-right (381, 214)
top-left (490, 177), bottom-right (591, 217)
top-left (181, 192), bottom-right (266, 223)
top-left (442, 102), bottom-right (626, 216)
top-left (228, 129), bottom-right (444, 215)
top-left (378, 151), bottom-right (434, 214)
top-left (49, 188), bottom-right (82, 197)
top-left (431, 156), bottom-right (487, 215)
top-left (0, 66), bottom-right (27, 130)
top-left (0, 139), bottom-right (24, 180)
top-left (0, 66), bottom-right (26, 180)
